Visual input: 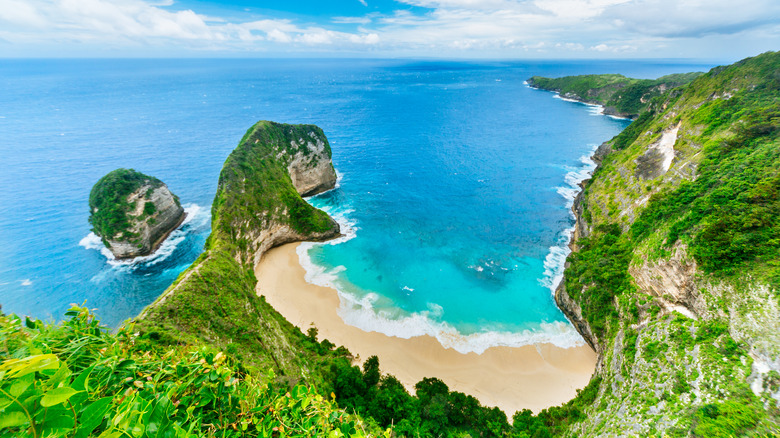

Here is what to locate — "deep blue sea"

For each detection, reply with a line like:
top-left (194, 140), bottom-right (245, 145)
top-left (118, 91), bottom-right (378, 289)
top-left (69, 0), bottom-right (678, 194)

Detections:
top-left (0, 59), bottom-right (713, 350)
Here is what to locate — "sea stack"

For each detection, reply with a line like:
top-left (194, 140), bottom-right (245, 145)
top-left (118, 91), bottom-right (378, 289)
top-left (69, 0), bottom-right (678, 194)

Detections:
top-left (89, 168), bottom-right (186, 259)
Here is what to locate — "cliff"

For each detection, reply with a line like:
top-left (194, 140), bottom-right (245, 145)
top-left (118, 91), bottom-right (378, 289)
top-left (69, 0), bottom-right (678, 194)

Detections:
top-left (135, 121), bottom-right (341, 381)
top-left (535, 51), bottom-right (780, 436)
top-left (528, 72), bottom-right (702, 119)
top-left (89, 168), bottom-right (186, 259)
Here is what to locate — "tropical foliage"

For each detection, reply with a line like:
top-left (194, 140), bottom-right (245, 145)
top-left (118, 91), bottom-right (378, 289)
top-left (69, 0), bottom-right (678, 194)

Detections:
top-left (0, 306), bottom-right (384, 437)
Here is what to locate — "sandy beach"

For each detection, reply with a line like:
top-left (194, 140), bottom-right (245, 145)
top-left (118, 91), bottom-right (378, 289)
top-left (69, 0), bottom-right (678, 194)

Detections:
top-left (255, 243), bottom-right (597, 416)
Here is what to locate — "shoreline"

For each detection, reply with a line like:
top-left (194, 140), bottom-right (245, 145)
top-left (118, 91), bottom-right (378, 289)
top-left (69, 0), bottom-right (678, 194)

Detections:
top-left (255, 243), bottom-right (597, 416)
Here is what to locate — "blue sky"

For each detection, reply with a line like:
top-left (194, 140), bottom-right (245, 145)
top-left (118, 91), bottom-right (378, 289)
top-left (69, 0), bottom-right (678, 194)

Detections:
top-left (0, 0), bottom-right (778, 59)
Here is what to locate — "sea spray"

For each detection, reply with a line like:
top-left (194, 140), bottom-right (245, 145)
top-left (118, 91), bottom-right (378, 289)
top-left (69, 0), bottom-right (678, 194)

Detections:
top-left (540, 145), bottom-right (600, 298)
top-left (80, 203), bottom-right (210, 270)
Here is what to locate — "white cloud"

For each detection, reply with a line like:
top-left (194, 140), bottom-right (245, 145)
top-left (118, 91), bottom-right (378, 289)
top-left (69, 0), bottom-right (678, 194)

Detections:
top-left (0, 0), bottom-right (48, 28)
top-left (368, 0), bottom-right (779, 57)
top-left (397, 0), bottom-right (520, 9)
top-left (333, 16), bottom-right (373, 24)
top-left (0, 0), bottom-right (777, 57)
top-left (604, 0), bottom-right (780, 37)
top-left (0, 0), bottom-right (383, 53)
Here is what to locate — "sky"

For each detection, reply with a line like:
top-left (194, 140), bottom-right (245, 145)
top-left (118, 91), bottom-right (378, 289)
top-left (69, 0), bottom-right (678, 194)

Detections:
top-left (0, 0), bottom-right (778, 59)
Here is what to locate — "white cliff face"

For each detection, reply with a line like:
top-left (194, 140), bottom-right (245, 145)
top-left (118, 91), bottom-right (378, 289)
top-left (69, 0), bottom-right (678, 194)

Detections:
top-left (630, 243), bottom-right (705, 320)
top-left (107, 184), bottom-right (186, 259)
top-left (286, 134), bottom-right (338, 197)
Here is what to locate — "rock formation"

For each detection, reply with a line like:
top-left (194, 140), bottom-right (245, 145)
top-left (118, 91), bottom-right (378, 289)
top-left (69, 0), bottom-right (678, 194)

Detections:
top-left (135, 121), bottom-right (341, 377)
top-left (89, 168), bottom-right (186, 259)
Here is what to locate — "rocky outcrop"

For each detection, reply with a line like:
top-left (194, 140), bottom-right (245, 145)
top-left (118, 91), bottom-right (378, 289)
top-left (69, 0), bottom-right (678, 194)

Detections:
top-left (135, 121), bottom-right (342, 379)
top-left (629, 243), bottom-right (705, 319)
top-left (287, 135), bottom-right (339, 197)
top-left (89, 168), bottom-right (186, 260)
top-left (551, 52), bottom-right (780, 436)
top-left (105, 184), bottom-right (186, 259)
top-left (555, 280), bottom-right (601, 353)
top-left (634, 123), bottom-right (680, 180)
top-left (208, 122), bottom-right (340, 266)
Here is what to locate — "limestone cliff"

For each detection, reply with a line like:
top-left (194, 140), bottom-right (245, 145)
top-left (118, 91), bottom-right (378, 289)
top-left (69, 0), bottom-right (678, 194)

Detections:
top-left (89, 168), bottom-right (186, 259)
top-left (542, 52), bottom-right (780, 436)
top-left (135, 121), bottom-right (340, 379)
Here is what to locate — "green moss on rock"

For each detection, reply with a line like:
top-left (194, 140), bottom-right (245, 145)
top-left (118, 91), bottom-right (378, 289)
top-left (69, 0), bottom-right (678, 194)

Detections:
top-left (88, 168), bottom-right (162, 242)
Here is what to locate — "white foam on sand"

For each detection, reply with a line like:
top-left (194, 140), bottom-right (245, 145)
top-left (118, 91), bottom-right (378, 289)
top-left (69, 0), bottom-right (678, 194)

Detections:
top-left (80, 203), bottom-right (209, 270)
top-left (333, 291), bottom-right (585, 354)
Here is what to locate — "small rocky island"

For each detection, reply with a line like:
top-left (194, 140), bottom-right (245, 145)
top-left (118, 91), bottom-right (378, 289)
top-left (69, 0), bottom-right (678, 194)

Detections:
top-left (89, 168), bottom-right (186, 259)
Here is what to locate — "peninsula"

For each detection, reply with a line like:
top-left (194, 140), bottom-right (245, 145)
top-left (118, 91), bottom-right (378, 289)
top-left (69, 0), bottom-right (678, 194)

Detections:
top-left (527, 71), bottom-right (702, 119)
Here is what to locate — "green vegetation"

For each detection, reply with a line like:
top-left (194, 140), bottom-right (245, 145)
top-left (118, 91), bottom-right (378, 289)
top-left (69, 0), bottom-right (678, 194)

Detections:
top-left (511, 377), bottom-right (602, 438)
top-left (528, 71), bottom-right (702, 118)
top-left (137, 121), bottom-right (341, 382)
top-left (564, 224), bottom-right (634, 339)
top-left (328, 358), bottom-right (514, 437)
top-left (523, 51), bottom-right (780, 436)
top-left (131, 120), bottom-right (523, 436)
top-left (209, 121), bottom-right (338, 263)
top-left (1, 304), bottom-right (549, 437)
top-left (88, 168), bottom-right (162, 243)
top-left (631, 85), bottom-right (780, 286)
top-left (0, 306), bottom-right (382, 437)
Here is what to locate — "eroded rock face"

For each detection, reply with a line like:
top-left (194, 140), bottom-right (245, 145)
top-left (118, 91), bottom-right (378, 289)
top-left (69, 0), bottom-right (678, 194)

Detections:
top-left (555, 280), bottom-right (601, 353)
top-left (207, 122), bottom-right (341, 267)
top-left (629, 243), bottom-right (705, 319)
top-left (106, 184), bottom-right (186, 259)
top-left (287, 135), bottom-right (338, 197)
top-left (89, 169), bottom-right (186, 260)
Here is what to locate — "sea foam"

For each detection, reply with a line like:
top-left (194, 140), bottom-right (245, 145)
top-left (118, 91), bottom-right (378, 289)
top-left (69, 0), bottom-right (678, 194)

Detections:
top-left (539, 144), bottom-right (600, 299)
top-left (334, 292), bottom-right (585, 354)
top-left (79, 203), bottom-right (210, 270)
top-left (296, 201), bottom-right (586, 354)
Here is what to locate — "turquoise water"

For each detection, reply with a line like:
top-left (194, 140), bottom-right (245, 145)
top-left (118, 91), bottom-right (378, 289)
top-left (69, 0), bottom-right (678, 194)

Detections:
top-left (299, 81), bottom-right (625, 353)
top-left (0, 59), bottom-right (711, 343)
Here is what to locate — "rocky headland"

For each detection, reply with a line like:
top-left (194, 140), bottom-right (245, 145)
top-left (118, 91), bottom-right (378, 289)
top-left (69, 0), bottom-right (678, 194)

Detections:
top-left (135, 121), bottom-right (341, 378)
top-left (527, 72), bottom-right (703, 119)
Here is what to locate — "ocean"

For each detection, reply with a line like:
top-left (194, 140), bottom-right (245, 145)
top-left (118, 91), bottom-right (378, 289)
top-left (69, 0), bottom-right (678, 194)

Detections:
top-left (0, 58), bottom-right (712, 348)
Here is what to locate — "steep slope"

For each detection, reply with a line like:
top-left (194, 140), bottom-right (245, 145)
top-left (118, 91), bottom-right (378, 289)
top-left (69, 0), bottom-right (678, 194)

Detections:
top-left (536, 51), bottom-right (780, 437)
top-left (528, 72), bottom-right (702, 119)
top-left (135, 121), bottom-right (341, 382)
top-left (0, 306), bottom-right (378, 437)
top-left (89, 168), bottom-right (186, 259)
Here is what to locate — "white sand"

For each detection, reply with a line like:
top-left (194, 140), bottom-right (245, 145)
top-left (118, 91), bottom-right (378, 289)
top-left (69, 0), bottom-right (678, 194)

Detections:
top-left (255, 243), bottom-right (598, 416)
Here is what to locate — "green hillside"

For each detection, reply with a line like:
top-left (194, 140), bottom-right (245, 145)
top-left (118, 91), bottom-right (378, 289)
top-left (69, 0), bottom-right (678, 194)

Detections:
top-left (528, 72), bottom-right (703, 119)
top-left (541, 51), bottom-right (780, 436)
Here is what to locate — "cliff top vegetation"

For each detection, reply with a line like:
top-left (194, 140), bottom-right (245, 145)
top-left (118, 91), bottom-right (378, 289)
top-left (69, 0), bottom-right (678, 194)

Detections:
top-left (528, 71), bottom-right (703, 118)
top-left (88, 168), bottom-right (164, 245)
